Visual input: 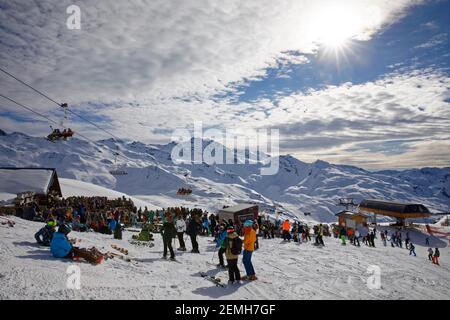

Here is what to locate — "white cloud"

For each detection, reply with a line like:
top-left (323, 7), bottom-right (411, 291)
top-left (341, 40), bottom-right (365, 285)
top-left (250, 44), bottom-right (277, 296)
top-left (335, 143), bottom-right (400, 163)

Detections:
top-left (2, 0), bottom-right (448, 169)
top-left (0, 0), bottom-right (421, 106)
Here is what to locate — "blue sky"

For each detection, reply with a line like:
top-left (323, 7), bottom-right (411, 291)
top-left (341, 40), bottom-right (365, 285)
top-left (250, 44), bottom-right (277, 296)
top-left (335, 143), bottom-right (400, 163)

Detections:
top-left (231, 0), bottom-right (449, 103)
top-left (0, 0), bottom-right (449, 169)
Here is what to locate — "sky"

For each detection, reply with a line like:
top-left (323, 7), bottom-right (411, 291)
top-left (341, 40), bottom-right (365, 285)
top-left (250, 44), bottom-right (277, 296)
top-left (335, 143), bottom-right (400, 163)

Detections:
top-left (0, 0), bottom-right (449, 169)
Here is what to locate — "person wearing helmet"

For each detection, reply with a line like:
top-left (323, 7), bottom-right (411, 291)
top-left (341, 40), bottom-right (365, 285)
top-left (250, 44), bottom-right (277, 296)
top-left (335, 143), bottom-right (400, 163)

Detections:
top-left (216, 224), bottom-right (228, 268)
top-left (34, 219), bottom-right (56, 246)
top-left (51, 224), bottom-right (73, 259)
top-left (242, 220), bottom-right (257, 281)
top-left (224, 226), bottom-right (242, 283)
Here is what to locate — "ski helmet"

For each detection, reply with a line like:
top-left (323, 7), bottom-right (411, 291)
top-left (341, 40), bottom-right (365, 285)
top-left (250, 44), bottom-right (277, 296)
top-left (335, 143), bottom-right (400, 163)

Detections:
top-left (58, 223), bottom-right (71, 235)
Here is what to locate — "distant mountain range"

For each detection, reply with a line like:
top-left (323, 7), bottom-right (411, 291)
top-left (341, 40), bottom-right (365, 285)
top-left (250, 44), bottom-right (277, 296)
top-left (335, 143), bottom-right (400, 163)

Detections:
top-left (1, 130), bottom-right (449, 222)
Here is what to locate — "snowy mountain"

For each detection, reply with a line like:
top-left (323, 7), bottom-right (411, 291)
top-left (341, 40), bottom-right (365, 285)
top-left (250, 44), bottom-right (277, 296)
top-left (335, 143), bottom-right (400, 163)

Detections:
top-left (1, 130), bottom-right (449, 221)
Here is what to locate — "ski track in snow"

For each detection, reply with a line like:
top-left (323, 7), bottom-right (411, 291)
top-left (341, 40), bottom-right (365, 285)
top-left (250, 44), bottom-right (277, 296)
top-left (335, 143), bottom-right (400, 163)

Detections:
top-left (1, 216), bottom-right (449, 300)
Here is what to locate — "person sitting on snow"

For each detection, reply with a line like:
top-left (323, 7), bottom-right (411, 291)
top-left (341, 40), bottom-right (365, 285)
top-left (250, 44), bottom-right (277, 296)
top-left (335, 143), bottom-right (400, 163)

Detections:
top-left (34, 219), bottom-right (57, 246)
top-left (51, 224), bottom-right (104, 264)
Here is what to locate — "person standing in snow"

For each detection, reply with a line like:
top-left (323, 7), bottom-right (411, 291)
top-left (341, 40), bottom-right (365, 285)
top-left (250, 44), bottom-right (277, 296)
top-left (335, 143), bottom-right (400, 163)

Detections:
top-left (339, 226), bottom-right (347, 245)
top-left (409, 243), bottom-right (416, 256)
top-left (317, 224), bottom-right (325, 246)
top-left (282, 219), bottom-right (291, 242)
top-left (405, 232), bottom-right (410, 249)
top-left (428, 248), bottom-right (434, 261)
top-left (186, 214), bottom-right (201, 253)
top-left (369, 231), bottom-right (376, 247)
top-left (354, 229), bottom-right (361, 247)
top-left (175, 215), bottom-right (187, 251)
top-left (242, 220), bottom-right (257, 281)
top-left (216, 224), bottom-right (228, 268)
top-left (161, 213), bottom-right (176, 260)
top-left (224, 226), bottom-right (242, 283)
top-left (432, 248), bottom-right (440, 265)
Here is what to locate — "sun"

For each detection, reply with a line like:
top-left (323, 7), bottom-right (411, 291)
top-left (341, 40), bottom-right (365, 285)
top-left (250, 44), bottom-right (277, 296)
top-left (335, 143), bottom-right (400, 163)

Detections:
top-left (311, 5), bottom-right (361, 49)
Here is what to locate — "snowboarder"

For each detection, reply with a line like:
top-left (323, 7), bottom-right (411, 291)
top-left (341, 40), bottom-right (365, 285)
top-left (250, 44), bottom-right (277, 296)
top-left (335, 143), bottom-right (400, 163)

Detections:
top-left (175, 215), bottom-right (187, 251)
top-left (432, 248), bottom-right (440, 265)
top-left (161, 213), bottom-right (176, 260)
top-left (224, 226), bottom-right (242, 283)
top-left (242, 220), bottom-right (257, 281)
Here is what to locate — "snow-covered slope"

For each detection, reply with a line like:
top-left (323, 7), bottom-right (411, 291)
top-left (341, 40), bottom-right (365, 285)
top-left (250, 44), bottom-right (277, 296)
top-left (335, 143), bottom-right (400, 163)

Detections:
top-left (1, 131), bottom-right (449, 221)
top-left (0, 216), bottom-right (449, 300)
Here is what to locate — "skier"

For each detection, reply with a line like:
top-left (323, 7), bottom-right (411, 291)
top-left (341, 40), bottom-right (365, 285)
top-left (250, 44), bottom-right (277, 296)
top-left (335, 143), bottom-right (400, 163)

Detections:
top-left (425, 237), bottom-right (430, 246)
top-left (409, 243), bottom-right (416, 256)
top-left (427, 248), bottom-right (434, 261)
top-left (432, 248), bottom-right (440, 265)
top-left (161, 213), bottom-right (176, 260)
top-left (186, 215), bottom-right (201, 253)
top-left (216, 225), bottom-right (228, 268)
top-left (242, 220), bottom-right (257, 281)
top-left (224, 226), bottom-right (242, 283)
top-left (175, 215), bottom-right (187, 251)
top-left (34, 220), bottom-right (56, 246)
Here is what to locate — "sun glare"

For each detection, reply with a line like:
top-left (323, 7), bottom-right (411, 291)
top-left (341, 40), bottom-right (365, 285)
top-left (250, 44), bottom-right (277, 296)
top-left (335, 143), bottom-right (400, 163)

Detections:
top-left (312, 5), bottom-right (362, 49)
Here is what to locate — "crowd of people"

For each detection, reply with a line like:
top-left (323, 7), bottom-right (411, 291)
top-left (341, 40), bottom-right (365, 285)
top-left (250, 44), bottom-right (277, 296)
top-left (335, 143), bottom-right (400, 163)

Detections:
top-left (28, 198), bottom-right (445, 284)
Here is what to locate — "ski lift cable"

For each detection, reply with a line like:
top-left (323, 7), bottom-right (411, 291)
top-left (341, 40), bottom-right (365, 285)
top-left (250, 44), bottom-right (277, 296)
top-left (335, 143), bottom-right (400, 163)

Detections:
top-left (0, 93), bottom-right (122, 156)
top-left (0, 66), bottom-right (122, 141)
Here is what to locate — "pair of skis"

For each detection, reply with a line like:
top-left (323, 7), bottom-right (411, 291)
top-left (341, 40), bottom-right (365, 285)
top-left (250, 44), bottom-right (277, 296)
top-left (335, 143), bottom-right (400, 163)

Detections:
top-left (200, 272), bottom-right (226, 287)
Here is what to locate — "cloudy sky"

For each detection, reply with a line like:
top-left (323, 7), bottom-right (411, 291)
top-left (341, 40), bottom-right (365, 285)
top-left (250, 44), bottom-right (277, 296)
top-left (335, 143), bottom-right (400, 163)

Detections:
top-left (0, 0), bottom-right (449, 169)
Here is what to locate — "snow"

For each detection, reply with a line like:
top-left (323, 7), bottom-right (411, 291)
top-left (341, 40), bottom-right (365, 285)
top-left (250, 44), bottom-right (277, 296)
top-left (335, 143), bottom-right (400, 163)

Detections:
top-left (0, 168), bottom-right (54, 195)
top-left (0, 216), bottom-right (449, 300)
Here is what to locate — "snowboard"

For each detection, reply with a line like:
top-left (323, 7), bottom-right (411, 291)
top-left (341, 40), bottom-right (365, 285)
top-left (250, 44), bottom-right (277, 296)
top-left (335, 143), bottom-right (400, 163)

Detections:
top-left (73, 247), bottom-right (104, 265)
top-left (200, 272), bottom-right (225, 287)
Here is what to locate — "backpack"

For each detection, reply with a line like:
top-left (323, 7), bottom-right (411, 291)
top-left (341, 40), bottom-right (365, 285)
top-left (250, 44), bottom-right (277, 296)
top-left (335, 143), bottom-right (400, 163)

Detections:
top-left (231, 237), bottom-right (243, 255)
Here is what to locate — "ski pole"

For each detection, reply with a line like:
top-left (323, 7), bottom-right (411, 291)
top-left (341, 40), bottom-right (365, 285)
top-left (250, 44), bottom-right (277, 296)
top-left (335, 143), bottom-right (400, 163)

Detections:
top-left (211, 246), bottom-right (217, 263)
